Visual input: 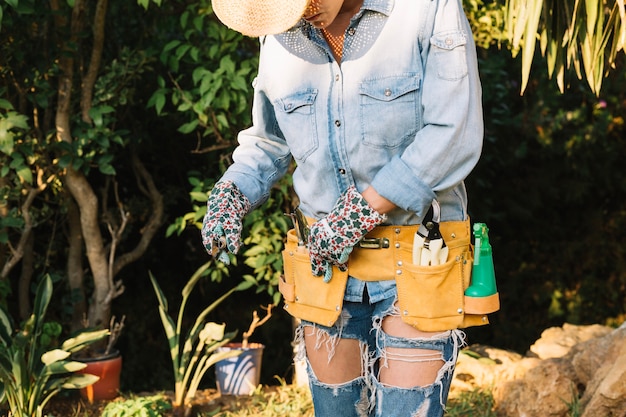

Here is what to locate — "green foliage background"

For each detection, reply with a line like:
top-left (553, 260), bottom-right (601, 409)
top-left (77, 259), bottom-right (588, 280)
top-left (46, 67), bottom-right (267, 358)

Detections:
top-left (0, 0), bottom-right (625, 394)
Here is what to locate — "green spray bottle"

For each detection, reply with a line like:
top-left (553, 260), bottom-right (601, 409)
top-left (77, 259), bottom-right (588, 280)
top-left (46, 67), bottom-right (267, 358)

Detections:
top-left (464, 223), bottom-right (500, 314)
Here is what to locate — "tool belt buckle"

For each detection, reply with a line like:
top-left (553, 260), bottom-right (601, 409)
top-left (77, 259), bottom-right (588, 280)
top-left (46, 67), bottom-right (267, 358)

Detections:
top-left (358, 237), bottom-right (390, 249)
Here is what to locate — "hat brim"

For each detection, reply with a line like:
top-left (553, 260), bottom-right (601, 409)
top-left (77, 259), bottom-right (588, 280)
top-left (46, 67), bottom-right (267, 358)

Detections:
top-left (212, 0), bottom-right (310, 37)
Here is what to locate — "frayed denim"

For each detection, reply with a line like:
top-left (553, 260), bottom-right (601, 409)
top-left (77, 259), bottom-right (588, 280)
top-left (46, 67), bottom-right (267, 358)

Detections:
top-left (297, 296), bottom-right (465, 417)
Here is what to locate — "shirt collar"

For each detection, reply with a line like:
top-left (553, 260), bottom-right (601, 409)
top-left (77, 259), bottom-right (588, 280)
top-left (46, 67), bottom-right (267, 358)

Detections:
top-left (293, 0), bottom-right (394, 33)
top-left (362, 0), bottom-right (394, 16)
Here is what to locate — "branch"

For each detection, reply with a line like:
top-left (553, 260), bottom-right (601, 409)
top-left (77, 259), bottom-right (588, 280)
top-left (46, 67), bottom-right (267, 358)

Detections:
top-left (112, 150), bottom-right (163, 276)
top-left (104, 180), bottom-right (127, 304)
top-left (81, 0), bottom-right (109, 122)
top-left (242, 304), bottom-right (273, 349)
top-left (1, 169), bottom-right (54, 279)
top-left (104, 315), bottom-right (125, 355)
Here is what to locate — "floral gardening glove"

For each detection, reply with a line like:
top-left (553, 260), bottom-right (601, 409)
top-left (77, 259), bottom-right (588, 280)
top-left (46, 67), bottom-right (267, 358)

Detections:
top-left (308, 186), bottom-right (386, 282)
top-left (202, 180), bottom-right (251, 265)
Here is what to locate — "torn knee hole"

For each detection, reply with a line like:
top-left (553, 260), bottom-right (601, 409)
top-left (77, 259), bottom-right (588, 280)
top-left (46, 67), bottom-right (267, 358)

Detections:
top-left (383, 347), bottom-right (443, 364)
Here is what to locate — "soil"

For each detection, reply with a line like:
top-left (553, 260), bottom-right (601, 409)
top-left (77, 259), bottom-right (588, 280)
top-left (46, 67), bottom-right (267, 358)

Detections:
top-left (42, 389), bottom-right (256, 416)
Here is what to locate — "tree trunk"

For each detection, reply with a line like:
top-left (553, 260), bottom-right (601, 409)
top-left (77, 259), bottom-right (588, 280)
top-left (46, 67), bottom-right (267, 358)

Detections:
top-left (67, 196), bottom-right (87, 331)
top-left (65, 168), bottom-right (111, 328)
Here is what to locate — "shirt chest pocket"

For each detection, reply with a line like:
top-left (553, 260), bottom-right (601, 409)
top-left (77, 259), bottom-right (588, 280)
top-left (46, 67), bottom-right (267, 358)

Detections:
top-left (275, 89), bottom-right (319, 162)
top-left (359, 75), bottom-right (421, 149)
top-left (430, 31), bottom-right (468, 81)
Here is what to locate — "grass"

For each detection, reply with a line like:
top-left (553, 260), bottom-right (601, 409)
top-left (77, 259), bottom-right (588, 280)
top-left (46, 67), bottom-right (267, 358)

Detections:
top-left (446, 388), bottom-right (496, 417)
top-left (197, 382), bottom-right (496, 417)
top-left (205, 381), bottom-right (314, 417)
top-left (53, 381), bottom-right (496, 416)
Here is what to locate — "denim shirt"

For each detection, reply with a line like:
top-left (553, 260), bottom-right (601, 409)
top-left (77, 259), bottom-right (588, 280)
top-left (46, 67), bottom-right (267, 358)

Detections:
top-left (221, 0), bottom-right (484, 300)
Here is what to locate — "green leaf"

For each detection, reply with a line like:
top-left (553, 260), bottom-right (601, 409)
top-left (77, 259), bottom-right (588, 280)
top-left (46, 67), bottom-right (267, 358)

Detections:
top-left (62, 373), bottom-right (100, 389)
top-left (149, 271), bottom-right (169, 312)
top-left (16, 166), bottom-right (32, 184)
top-left (61, 330), bottom-right (109, 352)
top-left (0, 131), bottom-right (14, 154)
top-left (0, 308), bottom-right (13, 346)
top-left (520, 0), bottom-right (544, 93)
top-left (178, 119), bottom-right (199, 134)
top-left (175, 44), bottom-right (191, 61)
top-left (41, 349), bottom-right (70, 365)
top-left (190, 191), bottom-right (208, 202)
top-left (181, 261), bottom-right (212, 298)
top-left (98, 164), bottom-right (116, 176)
top-left (32, 276), bottom-right (53, 334)
top-left (162, 40), bottom-right (181, 57)
top-left (43, 360), bottom-right (87, 375)
top-left (243, 246), bottom-right (267, 257)
top-left (57, 154), bottom-right (73, 168)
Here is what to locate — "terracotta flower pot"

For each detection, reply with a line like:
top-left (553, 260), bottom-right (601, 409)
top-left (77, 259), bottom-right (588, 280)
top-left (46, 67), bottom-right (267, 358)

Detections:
top-left (77, 350), bottom-right (122, 402)
top-left (215, 342), bottom-right (264, 396)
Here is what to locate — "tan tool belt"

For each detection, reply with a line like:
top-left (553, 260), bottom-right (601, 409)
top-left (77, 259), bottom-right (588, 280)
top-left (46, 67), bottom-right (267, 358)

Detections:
top-left (279, 219), bottom-right (492, 331)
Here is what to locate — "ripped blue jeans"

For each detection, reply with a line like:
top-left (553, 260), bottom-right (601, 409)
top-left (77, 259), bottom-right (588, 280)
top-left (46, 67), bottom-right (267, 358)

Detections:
top-left (296, 294), bottom-right (465, 417)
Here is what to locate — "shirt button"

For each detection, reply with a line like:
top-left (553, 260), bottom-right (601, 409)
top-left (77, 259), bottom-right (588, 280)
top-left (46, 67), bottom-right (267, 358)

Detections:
top-left (335, 120), bottom-right (341, 127)
top-left (338, 168), bottom-right (346, 175)
top-left (347, 27), bottom-right (356, 36)
top-left (445, 37), bottom-right (453, 46)
top-left (335, 74), bottom-right (340, 81)
top-left (384, 88), bottom-right (392, 97)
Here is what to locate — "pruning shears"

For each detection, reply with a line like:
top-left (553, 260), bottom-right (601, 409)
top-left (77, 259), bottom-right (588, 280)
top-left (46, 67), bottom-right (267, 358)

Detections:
top-left (412, 200), bottom-right (448, 266)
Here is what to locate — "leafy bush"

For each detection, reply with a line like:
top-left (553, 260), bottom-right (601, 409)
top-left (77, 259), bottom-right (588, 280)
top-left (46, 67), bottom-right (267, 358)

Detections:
top-left (102, 394), bottom-right (172, 417)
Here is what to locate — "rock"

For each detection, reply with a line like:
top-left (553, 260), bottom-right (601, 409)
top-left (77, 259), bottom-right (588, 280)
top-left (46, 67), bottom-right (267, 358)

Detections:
top-left (496, 358), bottom-right (577, 417)
top-left (529, 323), bottom-right (612, 359)
top-left (451, 323), bottom-right (626, 417)
top-left (451, 345), bottom-right (540, 395)
top-left (579, 327), bottom-right (626, 417)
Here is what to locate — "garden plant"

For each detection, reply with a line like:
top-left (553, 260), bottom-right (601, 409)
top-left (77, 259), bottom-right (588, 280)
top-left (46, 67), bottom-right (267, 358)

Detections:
top-left (0, 275), bottom-right (109, 417)
top-left (149, 261), bottom-right (250, 417)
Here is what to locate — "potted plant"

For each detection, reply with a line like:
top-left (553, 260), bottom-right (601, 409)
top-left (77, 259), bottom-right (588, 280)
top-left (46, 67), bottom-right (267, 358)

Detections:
top-left (75, 315), bottom-right (126, 402)
top-left (0, 275), bottom-right (109, 417)
top-left (215, 304), bottom-right (273, 396)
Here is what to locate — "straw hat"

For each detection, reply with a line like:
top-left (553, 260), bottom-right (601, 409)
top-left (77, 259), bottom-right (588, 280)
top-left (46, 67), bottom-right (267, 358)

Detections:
top-left (212, 0), bottom-right (310, 37)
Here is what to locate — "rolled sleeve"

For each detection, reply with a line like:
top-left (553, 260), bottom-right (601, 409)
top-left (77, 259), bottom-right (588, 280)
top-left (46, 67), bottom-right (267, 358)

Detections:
top-left (222, 85), bottom-right (292, 209)
top-left (371, 1), bottom-right (483, 217)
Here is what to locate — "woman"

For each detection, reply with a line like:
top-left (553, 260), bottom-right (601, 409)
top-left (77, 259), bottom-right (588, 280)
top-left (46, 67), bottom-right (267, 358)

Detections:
top-left (202, 0), bottom-right (486, 415)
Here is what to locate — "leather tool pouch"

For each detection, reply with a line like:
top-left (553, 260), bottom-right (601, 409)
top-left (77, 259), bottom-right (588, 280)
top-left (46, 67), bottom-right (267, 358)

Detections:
top-left (395, 219), bottom-right (490, 331)
top-left (280, 229), bottom-right (348, 327)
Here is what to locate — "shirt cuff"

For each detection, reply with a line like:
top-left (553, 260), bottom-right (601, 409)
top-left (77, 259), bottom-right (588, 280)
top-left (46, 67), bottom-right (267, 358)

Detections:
top-left (370, 155), bottom-right (436, 214)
